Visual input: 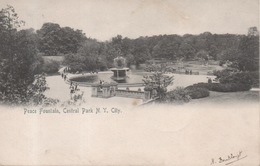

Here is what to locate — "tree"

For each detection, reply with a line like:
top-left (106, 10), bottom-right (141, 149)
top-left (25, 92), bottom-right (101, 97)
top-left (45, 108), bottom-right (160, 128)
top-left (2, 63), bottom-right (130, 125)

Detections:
top-left (152, 40), bottom-right (179, 60)
top-left (178, 42), bottom-right (196, 60)
top-left (132, 41), bottom-right (151, 66)
top-left (0, 5), bottom-right (50, 105)
top-left (125, 53), bottom-right (135, 67)
top-left (237, 32), bottom-right (259, 71)
top-left (37, 23), bottom-right (61, 56)
top-left (143, 72), bottom-right (174, 100)
top-left (248, 27), bottom-right (259, 37)
top-left (37, 23), bottom-right (86, 56)
top-left (143, 71), bottom-right (174, 101)
top-left (196, 50), bottom-right (209, 63)
top-left (217, 48), bottom-right (239, 67)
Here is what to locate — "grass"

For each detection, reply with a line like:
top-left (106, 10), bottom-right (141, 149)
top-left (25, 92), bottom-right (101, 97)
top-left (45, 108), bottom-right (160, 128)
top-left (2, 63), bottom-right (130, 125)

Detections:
top-left (189, 90), bottom-right (259, 104)
top-left (167, 60), bottom-right (225, 75)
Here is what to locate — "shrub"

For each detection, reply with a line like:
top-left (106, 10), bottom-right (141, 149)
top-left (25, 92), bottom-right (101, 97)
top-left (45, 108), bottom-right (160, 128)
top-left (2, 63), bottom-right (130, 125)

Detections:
top-left (213, 69), bottom-right (254, 85)
top-left (185, 86), bottom-right (209, 99)
top-left (166, 87), bottom-right (191, 104)
top-left (186, 82), bottom-right (251, 92)
top-left (249, 71), bottom-right (259, 87)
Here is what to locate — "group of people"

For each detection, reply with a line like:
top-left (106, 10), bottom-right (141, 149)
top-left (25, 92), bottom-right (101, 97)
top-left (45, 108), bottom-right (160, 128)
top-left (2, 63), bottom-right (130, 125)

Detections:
top-left (69, 82), bottom-right (84, 101)
top-left (60, 67), bottom-right (85, 102)
top-left (70, 81), bottom-right (78, 96)
top-left (185, 69), bottom-right (193, 75)
top-left (63, 67), bottom-right (71, 73)
top-left (99, 80), bottom-right (105, 85)
top-left (61, 73), bottom-right (68, 80)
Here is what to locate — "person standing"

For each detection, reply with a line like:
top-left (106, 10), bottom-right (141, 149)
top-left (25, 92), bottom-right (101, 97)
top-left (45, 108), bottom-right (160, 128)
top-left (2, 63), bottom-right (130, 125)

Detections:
top-left (75, 83), bottom-right (78, 90)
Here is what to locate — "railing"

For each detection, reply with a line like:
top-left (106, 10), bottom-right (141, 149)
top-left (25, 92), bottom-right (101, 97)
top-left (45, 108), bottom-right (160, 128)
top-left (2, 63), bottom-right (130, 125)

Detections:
top-left (115, 89), bottom-right (144, 99)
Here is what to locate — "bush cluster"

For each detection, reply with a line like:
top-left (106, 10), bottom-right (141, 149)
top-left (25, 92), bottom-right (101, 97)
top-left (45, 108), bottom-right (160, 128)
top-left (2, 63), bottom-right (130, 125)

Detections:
top-left (185, 86), bottom-right (210, 99)
top-left (213, 69), bottom-right (254, 85)
top-left (186, 83), bottom-right (251, 92)
top-left (165, 87), bottom-right (191, 104)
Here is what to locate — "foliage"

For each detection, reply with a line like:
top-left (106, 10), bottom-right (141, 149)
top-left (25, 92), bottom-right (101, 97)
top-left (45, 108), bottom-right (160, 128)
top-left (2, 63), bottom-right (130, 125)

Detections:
top-left (41, 60), bottom-right (60, 74)
top-left (217, 48), bottom-right (239, 67)
top-left (236, 34), bottom-right (259, 71)
top-left (143, 72), bottom-right (174, 100)
top-left (185, 86), bottom-right (209, 99)
top-left (196, 50), bottom-right (209, 61)
top-left (113, 56), bottom-right (126, 68)
top-left (63, 53), bottom-right (99, 72)
top-left (27, 74), bottom-right (59, 106)
top-left (125, 53), bottom-right (135, 67)
top-left (213, 27), bottom-right (259, 88)
top-left (165, 87), bottom-right (191, 103)
top-left (213, 69), bottom-right (254, 85)
top-left (0, 6), bottom-right (56, 106)
top-left (37, 23), bottom-right (87, 56)
top-left (63, 53), bottom-right (86, 72)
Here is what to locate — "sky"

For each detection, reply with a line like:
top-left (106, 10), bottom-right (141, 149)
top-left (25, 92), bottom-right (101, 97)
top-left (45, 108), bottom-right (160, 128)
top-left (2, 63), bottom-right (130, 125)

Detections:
top-left (1, 0), bottom-right (259, 41)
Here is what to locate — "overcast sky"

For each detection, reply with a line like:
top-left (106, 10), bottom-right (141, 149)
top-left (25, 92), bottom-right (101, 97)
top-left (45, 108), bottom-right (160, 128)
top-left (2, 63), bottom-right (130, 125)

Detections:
top-left (1, 0), bottom-right (259, 41)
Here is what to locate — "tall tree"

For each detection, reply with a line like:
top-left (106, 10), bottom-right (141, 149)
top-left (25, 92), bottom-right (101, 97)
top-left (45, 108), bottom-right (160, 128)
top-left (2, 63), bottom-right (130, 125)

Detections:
top-left (37, 23), bottom-right (86, 56)
top-left (237, 31), bottom-right (259, 71)
top-left (0, 6), bottom-right (48, 105)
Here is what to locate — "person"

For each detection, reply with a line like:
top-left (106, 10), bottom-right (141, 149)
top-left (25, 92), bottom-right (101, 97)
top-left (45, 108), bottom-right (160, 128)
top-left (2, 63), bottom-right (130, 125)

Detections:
top-left (61, 73), bottom-right (64, 78)
top-left (70, 88), bottom-right (74, 100)
top-left (208, 78), bottom-right (212, 83)
top-left (70, 81), bottom-right (73, 87)
top-left (64, 74), bottom-right (67, 80)
top-left (75, 83), bottom-right (78, 90)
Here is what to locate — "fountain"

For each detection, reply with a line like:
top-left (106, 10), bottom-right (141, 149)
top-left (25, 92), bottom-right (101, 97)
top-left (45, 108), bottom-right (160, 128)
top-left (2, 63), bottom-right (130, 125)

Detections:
top-left (68, 56), bottom-right (145, 87)
top-left (110, 56), bottom-right (129, 81)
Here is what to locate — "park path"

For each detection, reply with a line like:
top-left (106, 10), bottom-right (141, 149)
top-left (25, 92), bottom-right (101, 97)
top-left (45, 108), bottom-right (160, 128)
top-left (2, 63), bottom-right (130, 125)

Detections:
top-left (44, 75), bottom-right (143, 109)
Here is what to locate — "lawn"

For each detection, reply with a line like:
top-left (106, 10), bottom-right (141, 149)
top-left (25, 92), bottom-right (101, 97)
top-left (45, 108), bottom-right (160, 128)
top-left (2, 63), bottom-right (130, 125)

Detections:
top-left (189, 90), bottom-right (259, 105)
top-left (167, 60), bottom-right (225, 75)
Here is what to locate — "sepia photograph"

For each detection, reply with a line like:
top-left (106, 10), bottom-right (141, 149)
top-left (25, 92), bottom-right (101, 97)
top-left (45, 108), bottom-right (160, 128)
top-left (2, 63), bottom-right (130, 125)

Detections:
top-left (0, 0), bottom-right (259, 165)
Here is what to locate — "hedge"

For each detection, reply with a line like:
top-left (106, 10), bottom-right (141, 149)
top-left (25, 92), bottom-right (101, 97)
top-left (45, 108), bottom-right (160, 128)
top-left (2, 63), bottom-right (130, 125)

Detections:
top-left (185, 86), bottom-right (210, 99)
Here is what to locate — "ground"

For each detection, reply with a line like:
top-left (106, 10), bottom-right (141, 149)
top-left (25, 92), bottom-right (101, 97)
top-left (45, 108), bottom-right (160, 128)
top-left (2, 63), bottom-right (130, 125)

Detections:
top-left (0, 92), bottom-right (258, 165)
top-left (189, 91), bottom-right (259, 104)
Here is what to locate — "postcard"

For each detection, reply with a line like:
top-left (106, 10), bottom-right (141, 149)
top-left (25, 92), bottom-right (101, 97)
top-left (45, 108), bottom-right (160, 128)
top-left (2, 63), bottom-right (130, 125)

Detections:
top-left (0, 0), bottom-right (259, 165)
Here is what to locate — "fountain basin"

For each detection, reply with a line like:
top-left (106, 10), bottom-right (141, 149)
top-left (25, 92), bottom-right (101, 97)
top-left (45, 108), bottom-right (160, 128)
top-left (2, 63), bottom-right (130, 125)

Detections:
top-left (68, 71), bottom-right (145, 87)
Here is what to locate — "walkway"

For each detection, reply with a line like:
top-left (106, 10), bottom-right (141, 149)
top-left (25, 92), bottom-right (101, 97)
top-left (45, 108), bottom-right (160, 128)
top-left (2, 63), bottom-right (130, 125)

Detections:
top-left (44, 74), bottom-right (143, 109)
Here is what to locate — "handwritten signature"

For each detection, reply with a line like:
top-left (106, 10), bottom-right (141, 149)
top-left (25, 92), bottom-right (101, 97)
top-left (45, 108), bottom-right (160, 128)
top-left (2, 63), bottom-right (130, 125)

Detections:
top-left (211, 151), bottom-right (247, 165)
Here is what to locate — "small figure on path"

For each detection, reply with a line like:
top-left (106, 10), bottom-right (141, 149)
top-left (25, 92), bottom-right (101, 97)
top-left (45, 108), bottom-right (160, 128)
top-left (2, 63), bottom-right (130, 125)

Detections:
top-left (208, 78), bottom-right (212, 83)
top-left (75, 83), bottom-right (78, 90)
top-left (70, 88), bottom-right (74, 99)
